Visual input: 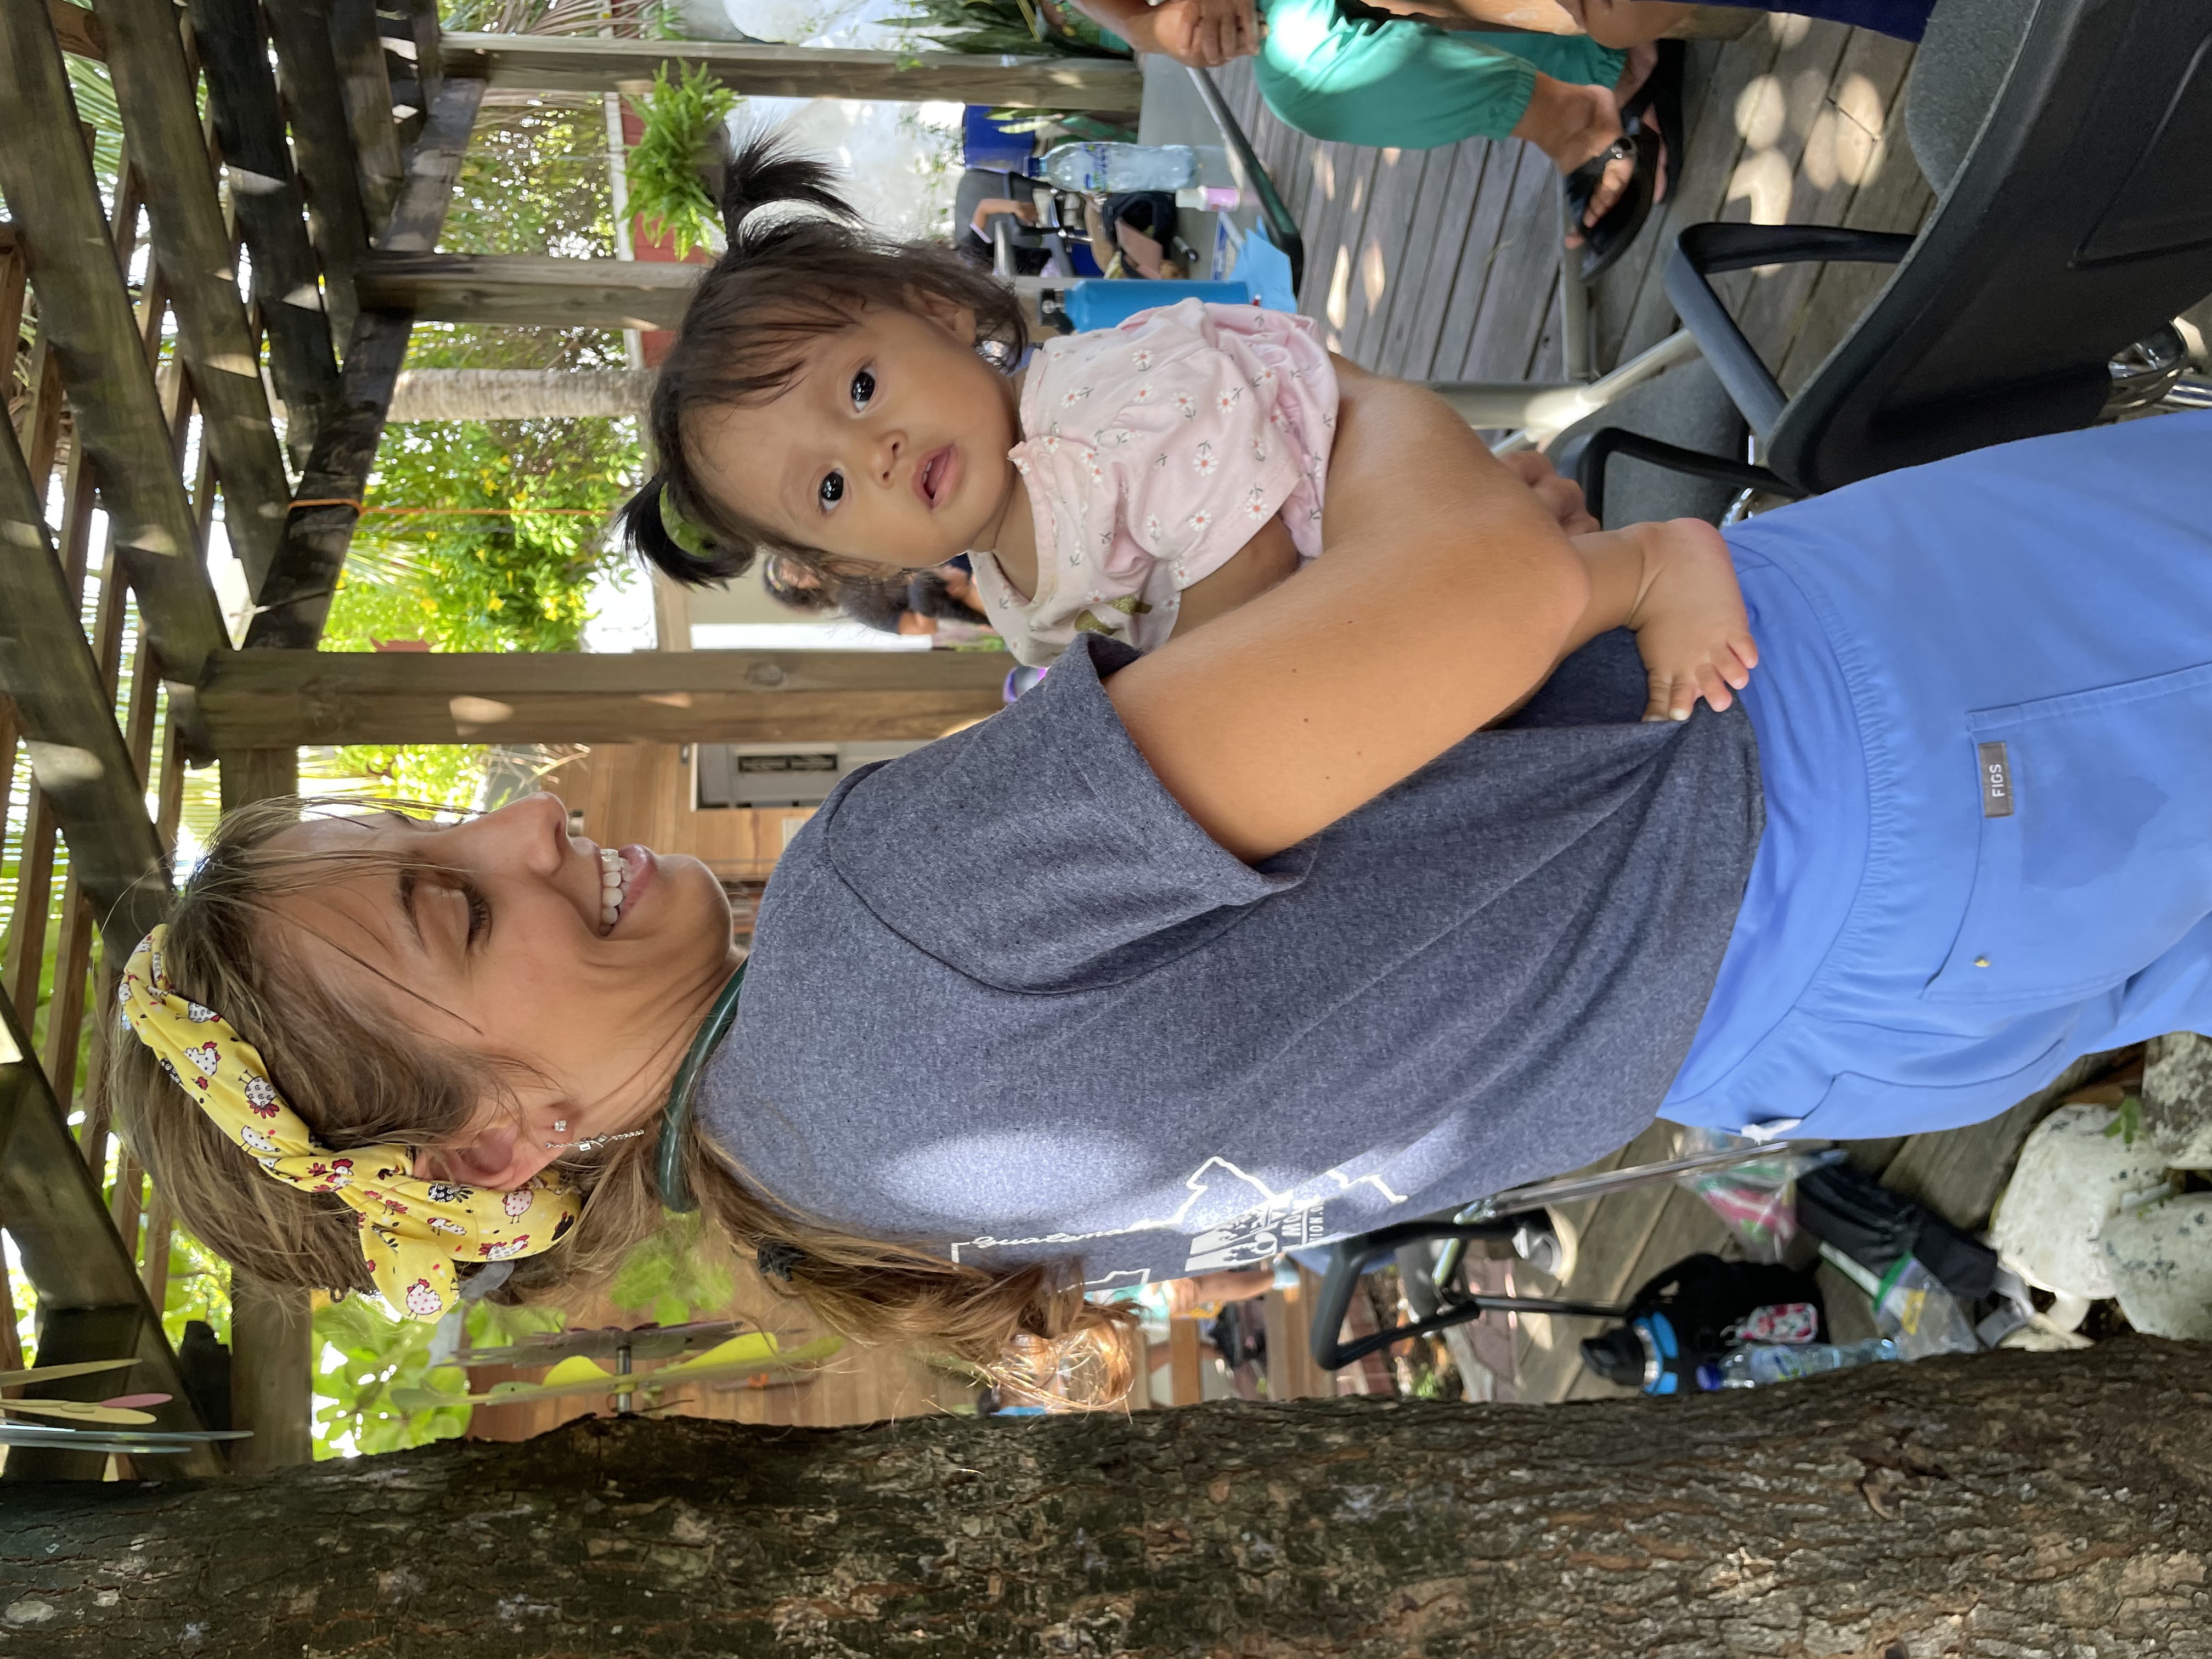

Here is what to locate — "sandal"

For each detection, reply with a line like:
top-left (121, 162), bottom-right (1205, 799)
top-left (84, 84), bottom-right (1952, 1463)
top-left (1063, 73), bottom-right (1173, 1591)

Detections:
top-left (1561, 124), bottom-right (1658, 283)
top-left (1620, 38), bottom-right (1688, 202)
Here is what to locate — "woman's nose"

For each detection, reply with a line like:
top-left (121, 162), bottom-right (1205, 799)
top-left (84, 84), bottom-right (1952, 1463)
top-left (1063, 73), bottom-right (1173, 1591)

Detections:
top-left (456, 791), bottom-right (569, 876)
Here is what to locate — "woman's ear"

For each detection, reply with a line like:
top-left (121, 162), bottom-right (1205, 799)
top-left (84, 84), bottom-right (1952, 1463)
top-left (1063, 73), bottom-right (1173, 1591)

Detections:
top-left (913, 289), bottom-right (980, 345)
top-left (412, 1114), bottom-right (557, 1193)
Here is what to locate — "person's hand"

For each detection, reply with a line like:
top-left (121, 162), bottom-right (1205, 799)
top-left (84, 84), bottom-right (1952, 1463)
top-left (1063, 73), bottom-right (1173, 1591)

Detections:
top-left (1615, 518), bottom-right (1758, 721)
top-left (1139, 0), bottom-right (1263, 67)
top-left (1499, 449), bottom-right (1601, 536)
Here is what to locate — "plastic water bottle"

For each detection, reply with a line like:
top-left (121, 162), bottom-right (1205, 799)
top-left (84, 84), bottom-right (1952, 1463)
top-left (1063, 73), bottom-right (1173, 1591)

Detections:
top-left (1704, 1338), bottom-right (1899, 1389)
top-left (1042, 142), bottom-right (1199, 193)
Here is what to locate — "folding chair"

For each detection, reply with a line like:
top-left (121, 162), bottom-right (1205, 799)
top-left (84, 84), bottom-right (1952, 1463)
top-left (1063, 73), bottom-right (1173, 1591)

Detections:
top-left (1561, 0), bottom-right (2212, 520)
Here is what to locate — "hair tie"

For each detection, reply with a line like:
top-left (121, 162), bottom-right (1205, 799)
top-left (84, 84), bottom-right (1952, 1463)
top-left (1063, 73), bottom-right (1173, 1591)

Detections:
top-left (117, 927), bottom-right (583, 1322)
top-left (655, 479), bottom-right (715, 562)
top-left (756, 1240), bottom-right (803, 1282)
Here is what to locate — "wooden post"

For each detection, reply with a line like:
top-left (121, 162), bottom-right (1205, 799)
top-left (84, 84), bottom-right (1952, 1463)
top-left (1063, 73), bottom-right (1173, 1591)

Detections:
top-left (226, 1272), bottom-right (315, 1472)
top-left (187, 646), bottom-right (1014, 748)
top-left (216, 744), bottom-right (314, 1470)
top-left (439, 32), bottom-right (1142, 111)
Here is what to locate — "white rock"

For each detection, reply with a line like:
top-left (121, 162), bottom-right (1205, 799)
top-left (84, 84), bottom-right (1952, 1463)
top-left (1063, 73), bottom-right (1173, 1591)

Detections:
top-left (1987, 1103), bottom-right (2178, 1301)
top-left (2101, 1192), bottom-right (2212, 1340)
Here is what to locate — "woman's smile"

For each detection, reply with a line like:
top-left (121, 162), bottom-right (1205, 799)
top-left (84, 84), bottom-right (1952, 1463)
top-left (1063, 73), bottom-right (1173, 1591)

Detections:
top-left (598, 844), bottom-right (657, 936)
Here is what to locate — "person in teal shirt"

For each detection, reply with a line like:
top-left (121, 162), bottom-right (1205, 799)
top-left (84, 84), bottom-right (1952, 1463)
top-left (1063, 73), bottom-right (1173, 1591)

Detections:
top-left (1072, 0), bottom-right (1657, 270)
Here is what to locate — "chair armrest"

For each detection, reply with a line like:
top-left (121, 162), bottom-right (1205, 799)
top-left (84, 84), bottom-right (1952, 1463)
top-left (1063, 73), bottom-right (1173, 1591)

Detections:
top-left (1555, 427), bottom-right (1796, 524)
top-left (1666, 224), bottom-right (1916, 437)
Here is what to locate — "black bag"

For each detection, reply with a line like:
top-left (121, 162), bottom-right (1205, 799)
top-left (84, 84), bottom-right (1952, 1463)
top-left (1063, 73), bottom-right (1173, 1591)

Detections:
top-left (1794, 1164), bottom-right (1999, 1300)
top-left (1581, 1253), bottom-right (1825, 1394)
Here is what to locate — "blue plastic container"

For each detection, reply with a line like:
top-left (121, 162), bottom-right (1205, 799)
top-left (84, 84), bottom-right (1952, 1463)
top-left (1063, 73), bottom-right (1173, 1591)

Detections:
top-left (1059, 279), bottom-right (1252, 334)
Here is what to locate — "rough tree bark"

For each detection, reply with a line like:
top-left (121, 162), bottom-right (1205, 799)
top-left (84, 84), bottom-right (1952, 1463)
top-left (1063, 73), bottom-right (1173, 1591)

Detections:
top-left (383, 368), bottom-right (653, 424)
top-left (2, 1340), bottom-right (2208, 1657)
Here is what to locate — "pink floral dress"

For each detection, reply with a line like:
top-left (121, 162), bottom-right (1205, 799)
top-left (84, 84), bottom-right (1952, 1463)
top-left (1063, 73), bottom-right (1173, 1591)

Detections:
top-left (969, 299), bottom-right (1338, 667)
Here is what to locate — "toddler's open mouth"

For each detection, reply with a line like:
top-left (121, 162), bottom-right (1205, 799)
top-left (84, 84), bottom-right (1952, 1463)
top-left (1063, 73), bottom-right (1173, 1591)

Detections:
top-left (916, 445), bottom-right (957, 508)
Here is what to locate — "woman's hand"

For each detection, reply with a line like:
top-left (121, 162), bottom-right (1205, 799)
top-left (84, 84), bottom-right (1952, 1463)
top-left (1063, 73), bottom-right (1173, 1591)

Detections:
top-left (1107, 361), bottom-right (1590, 861)
top-left (1498, 449), bottom-right (1601, 536)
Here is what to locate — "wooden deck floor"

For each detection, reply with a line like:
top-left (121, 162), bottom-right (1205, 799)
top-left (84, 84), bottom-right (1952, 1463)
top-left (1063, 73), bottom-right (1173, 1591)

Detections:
top-left (1210, 18), bottom-right (2080, 1403)
top-left (1212, 14), bottom-right (1931, 393)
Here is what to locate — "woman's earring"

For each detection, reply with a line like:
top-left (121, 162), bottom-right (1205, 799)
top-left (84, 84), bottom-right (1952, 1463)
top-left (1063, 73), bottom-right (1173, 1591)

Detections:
top-left (552, 1120), bottom-right (568, 1134)
top-left (544, 1127), bottom-right (647, 1154)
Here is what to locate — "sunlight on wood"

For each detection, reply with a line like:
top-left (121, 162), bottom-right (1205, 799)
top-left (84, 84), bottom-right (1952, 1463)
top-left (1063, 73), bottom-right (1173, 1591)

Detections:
top-left (1735, 74), bottom-right (1786, 148)
top-left (1325, 244), bottom-right (1352, 331)
top-left (1729, 147), bottom-right (1796, 225)
top-left (1831, 72), bottom-right (1887, 187)
top-left (1361, 240), bottom-right (1386, 311)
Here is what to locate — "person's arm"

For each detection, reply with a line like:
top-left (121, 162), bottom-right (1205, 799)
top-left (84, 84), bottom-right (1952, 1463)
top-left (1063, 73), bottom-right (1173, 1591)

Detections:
top-left (1104, 360), bottom-right (1590, 861)
top-left (1069, 0), bottom-right (1260, 67)
top-left (970, 196), bottom-right (1038, 235)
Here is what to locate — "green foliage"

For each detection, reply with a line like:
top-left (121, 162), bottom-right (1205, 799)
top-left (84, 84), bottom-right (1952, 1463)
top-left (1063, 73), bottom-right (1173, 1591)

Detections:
top-left (2103, 1094), bottom-right (2143, 1148)
top-left (627, 64), bottom-right (740, 259)
top-left (443, 101), bottom-right (618, 260)
top-left (312, 1294), bottom-right (567, 1459)
top-left (606, 1218), bottom-right (737, 1330)
top-left (60, 47), bottom-right (124, 190)
top-left (892, 0), bottom-right (1131, 59)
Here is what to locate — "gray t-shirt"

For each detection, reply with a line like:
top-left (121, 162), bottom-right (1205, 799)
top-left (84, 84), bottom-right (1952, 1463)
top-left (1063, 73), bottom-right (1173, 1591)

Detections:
top-left (700, 633), bottom-right (1762, 1289)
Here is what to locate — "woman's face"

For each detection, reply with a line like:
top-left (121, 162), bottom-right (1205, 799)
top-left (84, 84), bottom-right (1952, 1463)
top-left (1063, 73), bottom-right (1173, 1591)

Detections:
top-left (261, 793), bottom-right (737, 1189)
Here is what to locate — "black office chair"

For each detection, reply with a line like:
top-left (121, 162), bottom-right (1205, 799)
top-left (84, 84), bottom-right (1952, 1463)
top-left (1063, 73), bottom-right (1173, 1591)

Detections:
top-left (1562, 0), bottom-right (2212, 521)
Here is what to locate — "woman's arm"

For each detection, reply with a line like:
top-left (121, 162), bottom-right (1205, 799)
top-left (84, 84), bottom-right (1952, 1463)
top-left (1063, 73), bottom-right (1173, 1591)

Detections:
top-left (1105, 362), bottom-right (1591, 860)
top-left (1069, 0), bottom-right (1261, 66)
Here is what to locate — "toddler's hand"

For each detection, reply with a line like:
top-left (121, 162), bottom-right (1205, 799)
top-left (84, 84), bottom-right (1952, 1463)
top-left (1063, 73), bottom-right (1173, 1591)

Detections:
top-left (1622, 518), bottom-right (1758, 722)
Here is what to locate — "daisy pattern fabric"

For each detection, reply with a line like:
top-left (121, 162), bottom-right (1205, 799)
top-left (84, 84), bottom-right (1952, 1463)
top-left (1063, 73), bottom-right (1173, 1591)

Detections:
top-left (969, 298), bottom-right (1338, 668)
top-left (117, 927), bottom-right (582, 1321)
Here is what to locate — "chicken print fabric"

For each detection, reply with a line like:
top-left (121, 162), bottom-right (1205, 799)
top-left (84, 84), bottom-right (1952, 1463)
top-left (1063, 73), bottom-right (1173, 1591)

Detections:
top-left (117, 927), bottom-right (583, 1321)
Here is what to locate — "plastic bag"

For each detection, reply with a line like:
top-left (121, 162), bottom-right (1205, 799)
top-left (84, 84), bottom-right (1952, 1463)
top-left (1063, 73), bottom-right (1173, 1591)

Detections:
top-left (1873, 1256), bottom-right (1981, 1358)
top-left (1674, 1130), bottom-right (1835, 1263)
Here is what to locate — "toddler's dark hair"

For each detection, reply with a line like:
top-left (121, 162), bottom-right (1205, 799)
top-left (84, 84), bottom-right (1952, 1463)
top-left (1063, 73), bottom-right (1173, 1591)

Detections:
top-left (617, 131), bottom-right (1029, 590)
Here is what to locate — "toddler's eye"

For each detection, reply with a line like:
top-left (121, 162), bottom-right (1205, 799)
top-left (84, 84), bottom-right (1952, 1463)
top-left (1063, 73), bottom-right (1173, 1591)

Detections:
top-left (850, 368), bottom-right (876, 411)
top-left (818, 471), bottom-right (845, 510)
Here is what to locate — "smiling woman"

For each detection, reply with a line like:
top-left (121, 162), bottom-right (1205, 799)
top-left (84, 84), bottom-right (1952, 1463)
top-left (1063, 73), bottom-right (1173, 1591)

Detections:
top-left (107, 793), bottom-right (1124, 1387)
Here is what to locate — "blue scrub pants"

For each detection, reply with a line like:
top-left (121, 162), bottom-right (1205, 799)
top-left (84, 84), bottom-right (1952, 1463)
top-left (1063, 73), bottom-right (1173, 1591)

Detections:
top-left (1664, 411), bottom-right (2212, 1141)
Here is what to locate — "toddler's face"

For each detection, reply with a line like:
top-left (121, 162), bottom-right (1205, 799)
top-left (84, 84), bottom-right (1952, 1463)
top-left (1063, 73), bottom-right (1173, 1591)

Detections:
top-left (689, 300), bottom-right (1020, 571)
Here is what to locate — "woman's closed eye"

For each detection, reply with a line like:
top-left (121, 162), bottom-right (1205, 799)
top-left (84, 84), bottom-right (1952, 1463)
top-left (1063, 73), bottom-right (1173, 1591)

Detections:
top-left (462, 879), bottom-right (492, 948)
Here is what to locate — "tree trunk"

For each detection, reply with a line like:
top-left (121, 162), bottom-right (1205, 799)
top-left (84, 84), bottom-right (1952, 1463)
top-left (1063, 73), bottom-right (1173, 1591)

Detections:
top-left (384, 368), bottom-right (653, 424)
top-left (4, 1339), bottom-right (2209, 1656)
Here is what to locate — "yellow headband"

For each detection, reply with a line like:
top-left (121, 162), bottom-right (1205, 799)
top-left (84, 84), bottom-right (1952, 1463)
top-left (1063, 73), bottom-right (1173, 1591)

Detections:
top-left (117, 926), bottom-right (583, 1322)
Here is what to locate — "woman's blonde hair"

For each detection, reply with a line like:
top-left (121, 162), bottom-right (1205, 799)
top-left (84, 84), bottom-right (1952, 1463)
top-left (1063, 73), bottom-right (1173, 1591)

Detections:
top-left (109, 797), bottom-right (1135, 1400)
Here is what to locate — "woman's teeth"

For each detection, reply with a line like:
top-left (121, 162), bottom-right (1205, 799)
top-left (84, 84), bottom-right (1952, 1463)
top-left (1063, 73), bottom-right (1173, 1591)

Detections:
top-left (599, 847), bottom-right (628, 934)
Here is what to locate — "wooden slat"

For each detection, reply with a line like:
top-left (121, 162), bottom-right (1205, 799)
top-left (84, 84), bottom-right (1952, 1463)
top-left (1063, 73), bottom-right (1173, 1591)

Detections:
top-left (355, 250), bottom-right (702, 328)
top-left (1428, 142), bottom-right (1520, 383)
top-left (0, 417), bottom-right (172, 958)
top-left (189, 647), bottom-right (1015, 747)
top-left (1455, 143), bottom-right (1561, 382)
top-left (92, 0), bottom-right (295, 594)
top-left (440, 32), bottom-right (1142, 111)
top-left (0, 0), bottom-right (229, 687)
top-left (46, 0), bottom-right (106, 59)
top-left (1340, 146), bottom-right (1428, 370)
top-left (262, 0), bottom-right (370, 344)
top-left (243, 74), bottom-right (478, 650)
top-left (328, 0), bottom-right (406, 236)
top-left (0, 993), bottom-right (220, 1481)
top-left (1376, 138), bottom-right (1484, 382)
top-left (1602, 27), bottom-right (1788, 368)
top-left (1167, 1317), bottom-right (1203, 1408)
top-left (187, 0), bottom-right (342, 456)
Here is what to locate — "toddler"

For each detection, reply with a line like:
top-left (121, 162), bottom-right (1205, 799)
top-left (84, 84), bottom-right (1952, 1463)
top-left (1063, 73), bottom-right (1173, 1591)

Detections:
top-left (623, 134), bottom-right (1755, 720)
